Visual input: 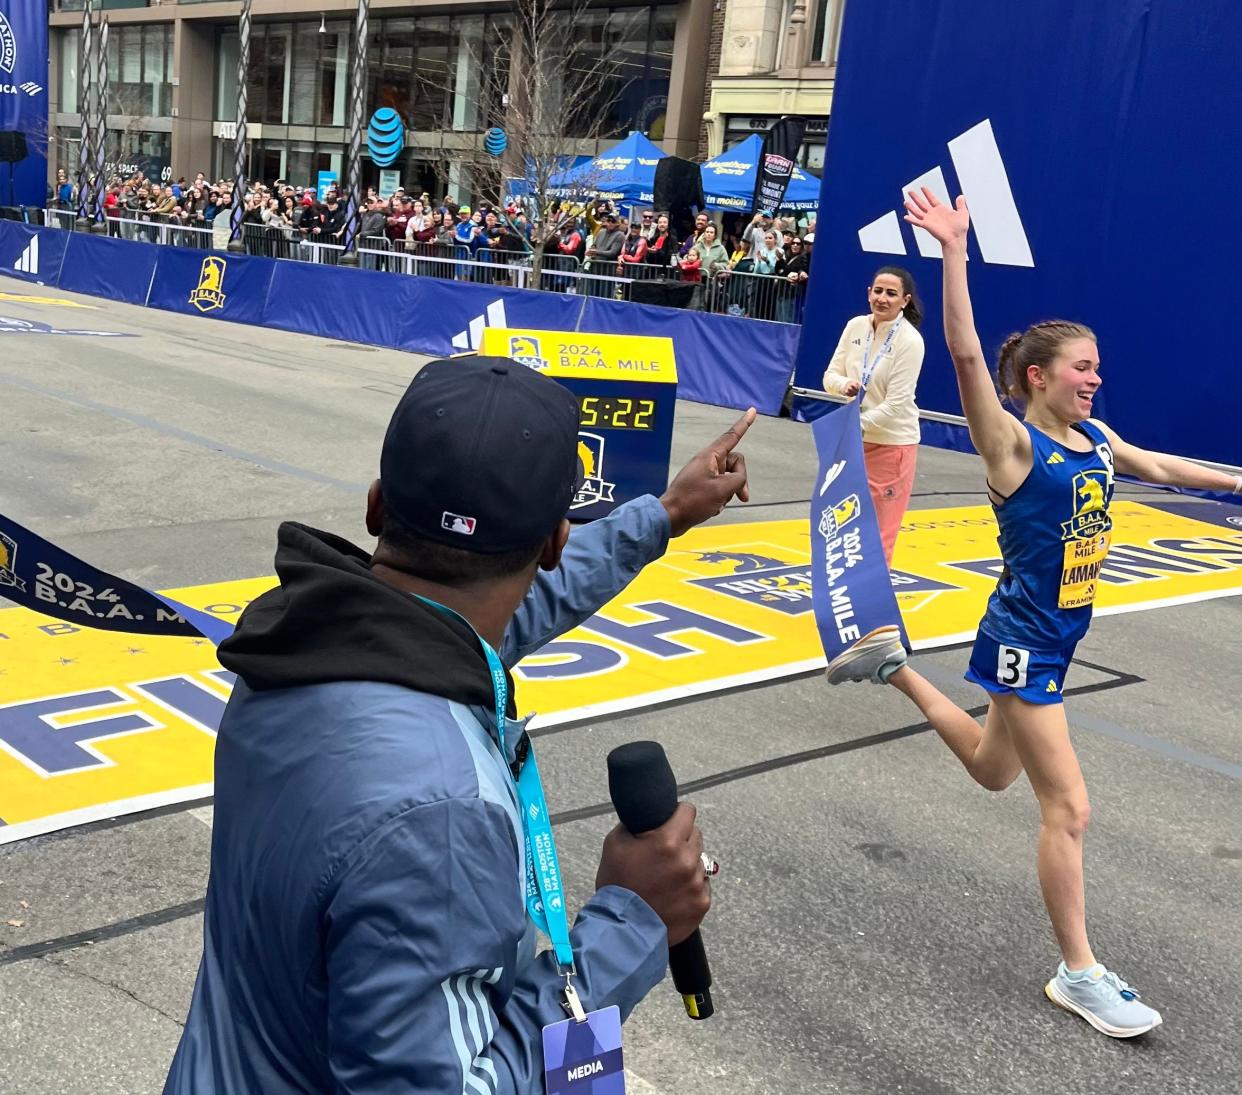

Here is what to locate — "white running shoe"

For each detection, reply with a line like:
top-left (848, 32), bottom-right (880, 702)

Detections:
top-left (825, 625), bottom-right (907, 685)
top-left (1045, 962), bottom-right (1163, 1038)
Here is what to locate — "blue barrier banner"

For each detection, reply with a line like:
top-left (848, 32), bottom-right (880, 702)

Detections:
top-left (401, 278), bottom-right (583, 358)
top-left (810, 401), bottom-right (906, 663)
top-left (263, 260), bottom-right (412, 348)
top-left (577, 296), bottom-right (795, 416)
top-left (57, 231), bottom-right (159, 305)
top-left (0, 0), bottom-right (49, 208)
top-left (0, 222), bottom-right (67, 285)
top-left (794, 0), bottom-right (1242, 467)
top-left (148, 247), bottom-right (275, 326)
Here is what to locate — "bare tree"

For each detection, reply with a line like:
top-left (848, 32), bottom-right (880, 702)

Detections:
top-left (414, 0), bottom-right (629, 287)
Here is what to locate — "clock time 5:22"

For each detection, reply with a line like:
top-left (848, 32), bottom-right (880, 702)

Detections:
top-left (578, 395), bottom-right (656, 430)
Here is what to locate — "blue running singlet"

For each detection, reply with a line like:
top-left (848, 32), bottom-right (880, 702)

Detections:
top-left (977, 419), bottom-right (1115, 652)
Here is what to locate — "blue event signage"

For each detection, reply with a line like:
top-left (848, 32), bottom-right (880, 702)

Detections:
top-left (0, 0), bottom-right (50, 208)
top-left (793, 0), bottom-right (1242, 467)
top-left (809, 401), bottom-right (907, 661)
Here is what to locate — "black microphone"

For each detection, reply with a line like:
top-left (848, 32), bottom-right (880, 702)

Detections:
top-left (606, 741), bottom-right (714, 1020)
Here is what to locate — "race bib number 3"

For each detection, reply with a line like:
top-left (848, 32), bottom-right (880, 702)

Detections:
top-left (996, 644), bottom-right (1030, 688)
top-left (1059, 531), bottom-right (1112, 609)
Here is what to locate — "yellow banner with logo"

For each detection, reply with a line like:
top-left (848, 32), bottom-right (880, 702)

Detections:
top-left (480, 328), bottom-right (677, 383)
top-left (2, 501), bottom-right (1240, 843)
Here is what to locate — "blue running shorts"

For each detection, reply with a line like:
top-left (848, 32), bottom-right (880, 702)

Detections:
top-left (965, 630), bottom-right (1077, 706)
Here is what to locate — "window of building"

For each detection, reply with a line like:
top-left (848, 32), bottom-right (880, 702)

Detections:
top-left (811, 0), bottom-right (848, 65)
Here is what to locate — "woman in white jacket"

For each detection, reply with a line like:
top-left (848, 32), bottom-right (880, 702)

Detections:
top-left (822, 266), bottom-right (925, 564)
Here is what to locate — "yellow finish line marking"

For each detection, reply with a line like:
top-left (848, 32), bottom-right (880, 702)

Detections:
top-left (1, 502), bottom-right (1239, 844)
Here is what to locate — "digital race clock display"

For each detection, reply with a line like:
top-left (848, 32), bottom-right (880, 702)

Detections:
top-left (577, 395), bottom-right (657, 430)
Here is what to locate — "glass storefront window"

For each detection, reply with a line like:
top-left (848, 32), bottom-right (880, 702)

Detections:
top-left (217, 31), bottom-right (240, 123)
top-left (59, 30), bottom-right (80, 115)
top-left (413, 17), bottom-right (451, 131)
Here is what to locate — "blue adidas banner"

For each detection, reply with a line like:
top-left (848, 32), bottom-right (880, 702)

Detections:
top-left (794, 0), bottom-right (1242, 468)
top-left (0, 0), bottom-right (49, 209)
top-left (266, 260), bottom-right (411, 347)
top-left (58, 231), bottom-right (160, 305)
top-left (0, 222), bottom-right (67, 284)
top-left (401, 278), bottom-right (583, 358)
top-left (810, 401), bottom-right (906, 663)
top-left (147, 247), bottom-right (276, 326)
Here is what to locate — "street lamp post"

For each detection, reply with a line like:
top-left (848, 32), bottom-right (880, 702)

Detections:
top-left (227, 0), bottom-right (252, 254)
top-left (339, 0), bottom-right (370, 267)
top-left (74, 1), bottom-right (93, 231)
top-left (90, 17), bottom-right (110, 234)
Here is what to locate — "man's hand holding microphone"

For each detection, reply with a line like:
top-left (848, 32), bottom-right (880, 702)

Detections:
top-left (591, 408), bottom-right (758, 1018)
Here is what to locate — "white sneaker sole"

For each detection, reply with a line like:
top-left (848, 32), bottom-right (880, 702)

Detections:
top-left (824, 625), bottom-right (905, 685)
top-left (1044, 978), bottom-right (1162, 1038)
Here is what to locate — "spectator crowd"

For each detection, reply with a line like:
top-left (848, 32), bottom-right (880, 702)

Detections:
top-left (52, 168), bottom-right (814, 320)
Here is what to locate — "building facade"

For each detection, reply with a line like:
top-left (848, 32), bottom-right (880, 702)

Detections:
top-left (46, 0), bottom-right (713, 200)
top-left (701, 0), bottom-right (846, 170)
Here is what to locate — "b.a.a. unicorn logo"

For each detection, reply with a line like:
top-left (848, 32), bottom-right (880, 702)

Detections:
top-left (1061, 469), bottom-right (1112, 539)
top-left (188, 256), bottom-right (227, 313)
top-left (688, 546), bottom-right (814, 616)
top-left (0, 531), bottom-right (27, 591)
top-left (571, 433), bottom-right (615, 509)
top-left (508, 335), bottom-right (549, 370)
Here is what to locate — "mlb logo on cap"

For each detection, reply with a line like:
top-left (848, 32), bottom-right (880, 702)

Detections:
top-left (442, 512), bottom-right (477, 536)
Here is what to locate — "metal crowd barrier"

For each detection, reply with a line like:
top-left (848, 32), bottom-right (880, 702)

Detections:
top-left (32, 211), bottom-right (810, 325)
top-left (702, 267), bottom-right (808, 322)
top-left (115, 216), bottom-right (214, 249)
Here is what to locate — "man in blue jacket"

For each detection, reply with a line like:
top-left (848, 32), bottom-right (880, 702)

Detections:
top-left (165, 357), bottom-right (754, 1093)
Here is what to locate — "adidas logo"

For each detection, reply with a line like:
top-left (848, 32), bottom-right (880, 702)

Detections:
top-left (20, 82), bottom-right (43, 97)
top-left (13, 235), bottom-right (38, 275)
top-left (1046, 680), bottom-right (1058, 693)
top-left (858, 119), bottom-right (1033, 268)
top-left (451, 299), bottom-right (508, 351)
top-left (1047, 451), bottom-right (1065, 465)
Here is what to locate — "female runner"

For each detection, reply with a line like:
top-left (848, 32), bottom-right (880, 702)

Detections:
top-left (827, 187), bottom-right (1242, 1038)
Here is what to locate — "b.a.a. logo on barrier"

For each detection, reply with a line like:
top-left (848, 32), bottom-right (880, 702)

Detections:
top-left (0, 530), bottom-right (26, 591)
top-left (188, 256), bottom-right (227, 313)
top-left (572, 433), bottom-right (615, 509)
top-left (508, 335), bottom-right (550, 370)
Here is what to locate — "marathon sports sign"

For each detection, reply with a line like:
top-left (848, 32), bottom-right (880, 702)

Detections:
top-left (1, 501), bottom-right (1241, 845)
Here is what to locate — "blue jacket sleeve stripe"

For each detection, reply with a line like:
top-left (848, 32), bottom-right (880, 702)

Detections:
top-left (441, 970), bottom-right (501, 1095)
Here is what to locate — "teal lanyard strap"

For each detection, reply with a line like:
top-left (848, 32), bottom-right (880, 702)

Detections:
top-left (412, 594), bottom-right (575, 972)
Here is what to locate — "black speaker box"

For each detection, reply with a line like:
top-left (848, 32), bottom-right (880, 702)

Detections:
top-left (0, 132), bottom-right (29, 164)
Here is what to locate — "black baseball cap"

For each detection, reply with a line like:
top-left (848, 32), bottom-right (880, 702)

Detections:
top-left (380, 358), bottom-right (582, 553)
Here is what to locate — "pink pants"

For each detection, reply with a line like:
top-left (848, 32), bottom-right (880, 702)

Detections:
top-left (863, 442), bottom-right (918, 566)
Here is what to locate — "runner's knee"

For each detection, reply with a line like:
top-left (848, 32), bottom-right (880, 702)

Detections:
top-left (1041, 790), bottom-right (1091, 838)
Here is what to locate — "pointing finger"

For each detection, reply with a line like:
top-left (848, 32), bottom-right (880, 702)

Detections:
top-left (713, 407), bottom-right (757, 457)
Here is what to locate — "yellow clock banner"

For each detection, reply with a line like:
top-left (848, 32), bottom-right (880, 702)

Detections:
top-left (2, 501), bottom-right (1241, 844)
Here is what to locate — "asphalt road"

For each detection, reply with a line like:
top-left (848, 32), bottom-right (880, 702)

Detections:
top-left (0, 281), bottom-right (1239, 1095)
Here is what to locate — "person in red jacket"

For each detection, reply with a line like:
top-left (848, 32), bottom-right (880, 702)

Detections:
top-left (618, 219), bottom-right (648, 272)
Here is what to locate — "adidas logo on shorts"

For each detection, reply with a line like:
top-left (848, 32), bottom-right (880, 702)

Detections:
top-left (1046, 680), bottom-right (1058, 693)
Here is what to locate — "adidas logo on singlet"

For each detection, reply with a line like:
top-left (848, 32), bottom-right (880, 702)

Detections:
top-left (1047, 452), bottom-right (1065, 465)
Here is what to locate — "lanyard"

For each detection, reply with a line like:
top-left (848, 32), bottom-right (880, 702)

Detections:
top-left (412, 595), bottom-right (576, 975)
top-left (859, 315), bottom-right (902, 393)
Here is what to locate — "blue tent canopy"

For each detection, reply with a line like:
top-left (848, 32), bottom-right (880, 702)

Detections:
top-left (700, 134), bottom-right (821, 213)
top-left (548, 131), bottom-right (667, 209)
